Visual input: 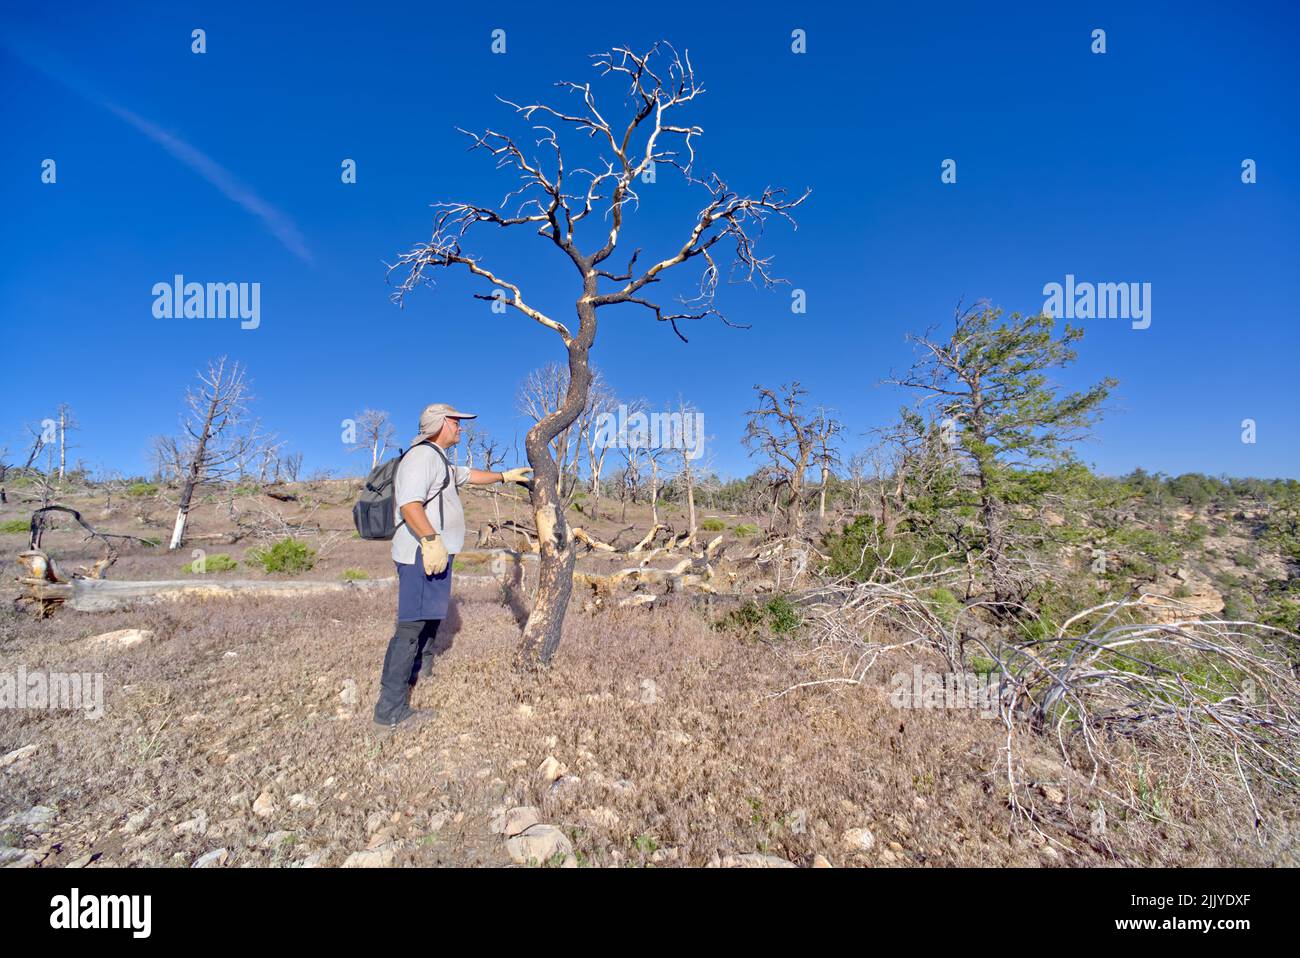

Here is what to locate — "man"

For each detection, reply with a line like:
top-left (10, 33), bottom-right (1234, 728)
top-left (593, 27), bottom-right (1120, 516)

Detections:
top-left (373, 403), bottom-right (531, 730)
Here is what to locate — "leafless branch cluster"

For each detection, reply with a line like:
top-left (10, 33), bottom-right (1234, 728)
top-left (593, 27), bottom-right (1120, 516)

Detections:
top-left (386, 41), bottom-right (809, 344)
top-left (984, 596), bottom-right (1300, 834)
top-left (785, 547), bottom-right (1300, 840)
top-left (743, 383), bottom-right (841, 542)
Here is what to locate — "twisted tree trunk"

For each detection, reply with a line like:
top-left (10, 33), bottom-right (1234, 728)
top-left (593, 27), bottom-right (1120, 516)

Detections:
top-left (516, 290), bottom-right (597, 670)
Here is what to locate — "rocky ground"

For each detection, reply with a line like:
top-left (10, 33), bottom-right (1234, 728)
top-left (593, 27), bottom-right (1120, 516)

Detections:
top-left (1, 480), bottom-right (1295, 867)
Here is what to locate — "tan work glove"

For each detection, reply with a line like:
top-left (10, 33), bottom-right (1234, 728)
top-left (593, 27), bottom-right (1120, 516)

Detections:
top-left (419, 534), bottom-right (449, 576)
top-left (501, 466), bottom-right (533, 484)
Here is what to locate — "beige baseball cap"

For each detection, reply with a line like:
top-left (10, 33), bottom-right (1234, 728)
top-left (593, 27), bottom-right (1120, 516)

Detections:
top-left (411, 403), bottom-right (476, 446)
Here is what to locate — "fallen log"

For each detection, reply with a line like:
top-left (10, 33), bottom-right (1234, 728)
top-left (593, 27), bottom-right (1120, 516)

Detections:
top-left (65, 576), bottom-right (396, 612)
top-left (572, 527), bottom-right (617, 552)
top-left (628, 524), bottom-right (667, 554)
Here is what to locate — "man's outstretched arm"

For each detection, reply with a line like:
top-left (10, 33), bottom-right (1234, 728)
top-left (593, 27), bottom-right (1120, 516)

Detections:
top-left (467, 467), bottom-right (532, 486)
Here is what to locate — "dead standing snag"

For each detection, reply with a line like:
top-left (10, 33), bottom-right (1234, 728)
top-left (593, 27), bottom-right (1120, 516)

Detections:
top-left (389, 42), bottom-right (809, 669)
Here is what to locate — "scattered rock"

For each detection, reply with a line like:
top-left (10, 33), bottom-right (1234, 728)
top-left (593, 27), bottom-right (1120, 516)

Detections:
top-left (537, 756), bottom-right (567, 784)
top-left (1, 806), bottom-right (55, 831)
top-left (550, 774), bottom-right (581, 796)
top-left (296, 850), bottom-right (329, 868)
top-left (659, 730), bottom-right (692, 746)
top-left (427, 810), bottom-right (452, 833)
top-left (192, 848), bottom-right (229, 868)
top-left (812, 854), bottom-right (833, 868)
top-left (342, 844), bottom-right (397, 868)
top-left (288, 793), bottom-right (315, 810)
top-left (842, 827), bottom-right (876, 851)
top-left (261, 831), bottom-right (295, 849)
top-left (1, 849), bottom-right (42, 868)
top-left (1, 745), bottom-right (38, 769)
top-left (491, 806), bottom-right (540, 837)
top-left (339, 680), bottom-right (359, 706)
top-left (124, 808), bottom-right (153, 833)
top-left (505, 824), bottom-right (572, 865)
top-left (516, 704), bottom-right (534, 718)
top-left (84, 628), bottom-right (154, 651)
top-left (709, 853), bottom-right (796, 868)
top-left (172, 811), bottom-right (208, 837)
top-left (252, 792), bottom-right (277, 818)
top-left (561, 854), bottom-right (579, 868)
top-left (1038, 784), bottom-right (1065, 805)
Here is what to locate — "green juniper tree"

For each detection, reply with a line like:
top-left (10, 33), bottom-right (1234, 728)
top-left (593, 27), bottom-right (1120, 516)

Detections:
top-left (886, 303), bottom-right (1116, 608)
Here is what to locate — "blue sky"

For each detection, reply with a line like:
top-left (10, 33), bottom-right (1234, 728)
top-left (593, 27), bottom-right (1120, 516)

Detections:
top-left (2, 0), bottom-right (1297, 481)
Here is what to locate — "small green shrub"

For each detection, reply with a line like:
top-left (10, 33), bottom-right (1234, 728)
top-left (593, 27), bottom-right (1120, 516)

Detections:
top-left (928, 587), bottom-right (962, 627)
top-left (717, 595), bottom-right (802, 638)
top-left (126, 482), bottom-right (158, 498)
top-left (183, 553), bottom-right (239, 574)
top-left (246, 537), bottom-right (317, 574)
top-left (342, 569), bottom-right (369, 580)
top-left (764, 595), bottom-right (802, 635)
top-left (700, 518), bottom-right (726, 532)
top-left (732, 523), bottom-right (759, 536)
top-left (0, 518), bottom-right (29, 535)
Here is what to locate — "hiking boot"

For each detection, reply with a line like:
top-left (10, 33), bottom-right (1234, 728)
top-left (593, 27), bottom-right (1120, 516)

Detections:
top-left (373, 707), bottom-right (438, 733)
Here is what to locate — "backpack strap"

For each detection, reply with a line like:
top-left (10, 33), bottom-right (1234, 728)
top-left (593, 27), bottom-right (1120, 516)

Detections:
top-left (394, 442), bottom-right (453, 532)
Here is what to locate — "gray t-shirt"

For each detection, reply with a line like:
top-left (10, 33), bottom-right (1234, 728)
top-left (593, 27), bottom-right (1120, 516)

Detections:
top-left (391, 444), bottom-right (471, 563)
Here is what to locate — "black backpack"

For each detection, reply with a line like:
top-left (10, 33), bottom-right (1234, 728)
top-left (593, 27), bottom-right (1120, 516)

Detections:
top-left (352, 442), bottom-right (451, 540)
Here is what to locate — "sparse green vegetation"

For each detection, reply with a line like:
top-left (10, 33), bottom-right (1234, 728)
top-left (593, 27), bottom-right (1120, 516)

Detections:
top-left (718, 595), bottom-right (803, 639)
top-left (0, 518), bottom-right (29, 534)
top-left (246, 537), bottom-right (317, 574)
top-left (700, 518), bottom-right (726, 532)
top-left (183, 553), bottom-right (239, 574)
top-left (342, 569), bottom-right (370, 580)
top-left (126, 482), bottom-right (158, 497)
top-left (732, 523), bottom-right (759, 536)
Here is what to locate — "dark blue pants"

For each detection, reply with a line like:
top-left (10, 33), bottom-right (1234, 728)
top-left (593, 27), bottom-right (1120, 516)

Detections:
top-left (373, 618), bottom-right (440, 725)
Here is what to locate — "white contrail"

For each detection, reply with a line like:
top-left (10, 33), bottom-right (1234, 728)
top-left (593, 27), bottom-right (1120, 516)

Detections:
top-left (4, 38), bottom-right (312, 263)
top-left (101, 101), bottom-right (312, 263)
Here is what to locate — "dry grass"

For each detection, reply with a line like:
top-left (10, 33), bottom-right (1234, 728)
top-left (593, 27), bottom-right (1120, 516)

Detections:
top-left (3, 573), bottom-right (1293, 867)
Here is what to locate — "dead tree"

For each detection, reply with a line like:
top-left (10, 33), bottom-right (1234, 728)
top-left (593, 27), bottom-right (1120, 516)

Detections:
top-left (463, 423), bottom-right (509, 528)
top-left (166, 357), bottom-right (266, 550)
top-left (812, 407), bottom-right (843, 527)
top-left (388, 42), bottom-right (808, 668)
top-left (149, 435), bottom-right (185, 484)
top-left (743, 383), bottom-right (829, 542)
top-left (846, 452), bottom-right (869, 515)
top-left (21, 422), bottom-right (48, 472)
top-left (349, 409), bottom-right (396, 468)
top-left (517, 362), bottom-right (584, 501)
top-left (55, 403), bottom-right (78, 481)
top-left (614, 397), bottom-right (651, 522)
top-left (584, 374), bottom-right (618, 520)
top-left (280, 451), bottom-right (304, 483)
top-left (668, 394), bottom-right (705, 543)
